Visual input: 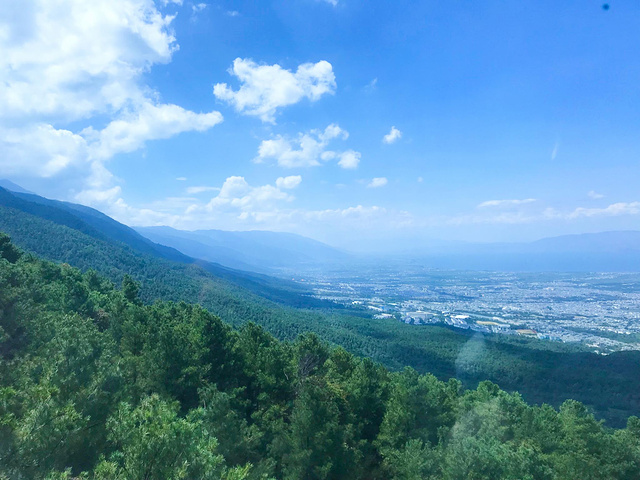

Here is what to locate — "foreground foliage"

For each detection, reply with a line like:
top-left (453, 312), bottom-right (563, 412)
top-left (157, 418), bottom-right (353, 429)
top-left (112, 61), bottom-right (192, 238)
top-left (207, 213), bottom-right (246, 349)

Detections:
top-left (1, 234), bottom-right (640, 479)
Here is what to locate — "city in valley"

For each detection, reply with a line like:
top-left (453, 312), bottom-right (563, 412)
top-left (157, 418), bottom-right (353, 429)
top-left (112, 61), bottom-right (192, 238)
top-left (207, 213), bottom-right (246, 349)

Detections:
top-left (289, 264), bottom-right (640, 354)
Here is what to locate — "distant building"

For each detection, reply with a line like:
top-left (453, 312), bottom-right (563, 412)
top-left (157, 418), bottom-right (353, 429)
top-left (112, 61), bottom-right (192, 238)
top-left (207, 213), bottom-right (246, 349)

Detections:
top-left (516, 329), bottom-right (538, 336)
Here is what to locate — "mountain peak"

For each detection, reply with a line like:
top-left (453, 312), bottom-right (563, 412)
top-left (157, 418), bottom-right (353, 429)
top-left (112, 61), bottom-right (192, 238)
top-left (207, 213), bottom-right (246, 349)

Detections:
top-left (0, 180), bottom-right (34, 195)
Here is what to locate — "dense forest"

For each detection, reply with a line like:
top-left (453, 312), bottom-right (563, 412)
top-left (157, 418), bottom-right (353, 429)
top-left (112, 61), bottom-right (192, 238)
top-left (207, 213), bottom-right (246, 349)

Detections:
top-left (2, 234), bottom-right (640, 479)
top-left (2, 188), bottom-right (640, 427)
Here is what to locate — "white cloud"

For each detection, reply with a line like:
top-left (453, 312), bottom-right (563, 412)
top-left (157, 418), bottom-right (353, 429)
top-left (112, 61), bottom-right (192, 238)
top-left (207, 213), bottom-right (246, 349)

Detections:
top-left (75, 185), bottom-right (123, 205)
top-left (382, 126), bottom-right (402, 144)
top-left (0, 0), bottom-right (178, 122)
top-left (85, 102), bottom-right (222, 161)
top-left (0, 0), bottom-right (222, 192)
top-left (192, 3), bottom-right (207, 13)
top-left (80, 190), bottom-right (181, 226)
top-left (176, 176), bottom-right (187, 181)
top-left (190, 2), bottom-right (207, 20)
top-left (232, 205), bottom-right (414, 235)
top-left (213, 58), bottom-right (336, 123)
top-left (363, 78), bottom-right (378, 93)
top-left (338, 150), bottom-right (361, 169)
top-left (186, 185), bottom-right (219, 194)
top-left (276, 175), bottom-right (302, 189)
top-left (567, 202), bottom-right (640, 219)
top-left (66, 167), bottom-right (416, 247)
top-left (367, 177), bottom-right (388, 188)
top-left (442, 200), bottom-right (640, 227)
top-left (76, 175), bottom-right (299, 228)
top-left (0, 124), bottom-right (88, 177)
top-left (194, 176), bottom-right (295, 214)
top-left (226, 10), bottom-right (239, 16)
top-left (319, 0), bottom-right (338, 6)
top-left (477, 198), bottom-right (537, 208)
top-left (256, 124), bottom-right (356, 168)
top-left (588, 190), bottom-right (605, 199)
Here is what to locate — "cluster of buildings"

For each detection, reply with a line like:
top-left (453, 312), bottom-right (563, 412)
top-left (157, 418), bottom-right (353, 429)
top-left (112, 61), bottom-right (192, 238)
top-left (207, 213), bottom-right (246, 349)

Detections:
top-left (301, 268), bottom-right (640, 353)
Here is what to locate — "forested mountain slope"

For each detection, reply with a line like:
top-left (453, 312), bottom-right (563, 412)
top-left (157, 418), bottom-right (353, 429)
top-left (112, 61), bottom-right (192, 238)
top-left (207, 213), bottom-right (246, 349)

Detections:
top-left (0, 186), bottom-right (327, 308)
top-left (1, 238), bottom-right (639, 479)
top-left (2, 187), bottom-right (640, 427)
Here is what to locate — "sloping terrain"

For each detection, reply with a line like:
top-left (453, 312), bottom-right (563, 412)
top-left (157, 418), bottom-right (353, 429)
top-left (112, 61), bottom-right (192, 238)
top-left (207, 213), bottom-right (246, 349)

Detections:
top-left (0, 186), bottom-right (327, 308)
top-left (2, 186), bottom-right (640, 426)
top-left (2, 240), bottom-right (638, 479)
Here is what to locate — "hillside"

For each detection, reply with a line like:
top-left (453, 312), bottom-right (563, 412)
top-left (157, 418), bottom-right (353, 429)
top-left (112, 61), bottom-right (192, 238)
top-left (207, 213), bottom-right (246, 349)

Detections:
top-left (2, 187), bottom-right (640, 427)
top-left (2, 238), bottom-right (640, 479)
top-left (0, 186), bottom-right (329, 308)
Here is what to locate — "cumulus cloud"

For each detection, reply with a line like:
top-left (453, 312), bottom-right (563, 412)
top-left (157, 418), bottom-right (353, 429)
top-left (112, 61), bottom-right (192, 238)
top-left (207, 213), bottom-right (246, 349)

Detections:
top-left (256, 124), bottom-right (359, 169)
top-left (85, 102), bottom-right (222, 161)
top-left (588, 190), bottom-right (605, 200)
top-left (0, 124), bottom-right (88, 177)
top-left (382, 126), bottom-right (402, 144)
top-left (338, 150), bottom-right (361, 169)
top-left (0, 0), bottom-right (179, 121)
top-left (276, 175), bottom-right (302, 189)
top-left (213, 58), bottom-right (336, 123)
top-left (188, 176), bottom-right (295, 214)
top-left (477, 198), bottom-right (537, 208)
top-left (0, 0), bottom-right (222, 195)
top-left (76, 174), bottom-right (302, 228)
top-left (367, 177), bottom-right (388, 188)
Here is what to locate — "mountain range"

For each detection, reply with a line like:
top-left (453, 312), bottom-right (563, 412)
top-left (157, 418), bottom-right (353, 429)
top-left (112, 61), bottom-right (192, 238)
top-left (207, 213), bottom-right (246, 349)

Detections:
top-left (138, 225), bottom-right (640, 273)
top-left (0, 184), bottom-right (332, 309)
top-left (3, 179), bottom-right (640, 273)
top-left (3, 181), bottom-right (640, 426)
top-left (135, 225), bottom-right (349, 273)
top-left (400, 231), bottom-right (640, 272)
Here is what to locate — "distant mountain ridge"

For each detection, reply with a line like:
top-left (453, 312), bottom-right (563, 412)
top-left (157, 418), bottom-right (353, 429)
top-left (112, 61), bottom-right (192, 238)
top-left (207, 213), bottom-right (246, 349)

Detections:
top-left (135, 225), bottom-right (349, 272)
top-left (5, 182), bottom-right (640, 426)
top-left (528, 231), bottom-right (640, 253)
top-left (407, 231), bottom-right (640, 272)
top-left (2, 179), bottom-right (638, 272)
top-left (0, 179), bottom-right (34, 194)
top-left (6, 190), bottom-right (191, 263)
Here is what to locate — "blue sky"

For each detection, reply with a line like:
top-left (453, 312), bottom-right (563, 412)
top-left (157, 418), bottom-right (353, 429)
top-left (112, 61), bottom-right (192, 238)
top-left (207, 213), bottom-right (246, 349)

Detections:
top-left (1, 0), bottom-right (639, 250)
